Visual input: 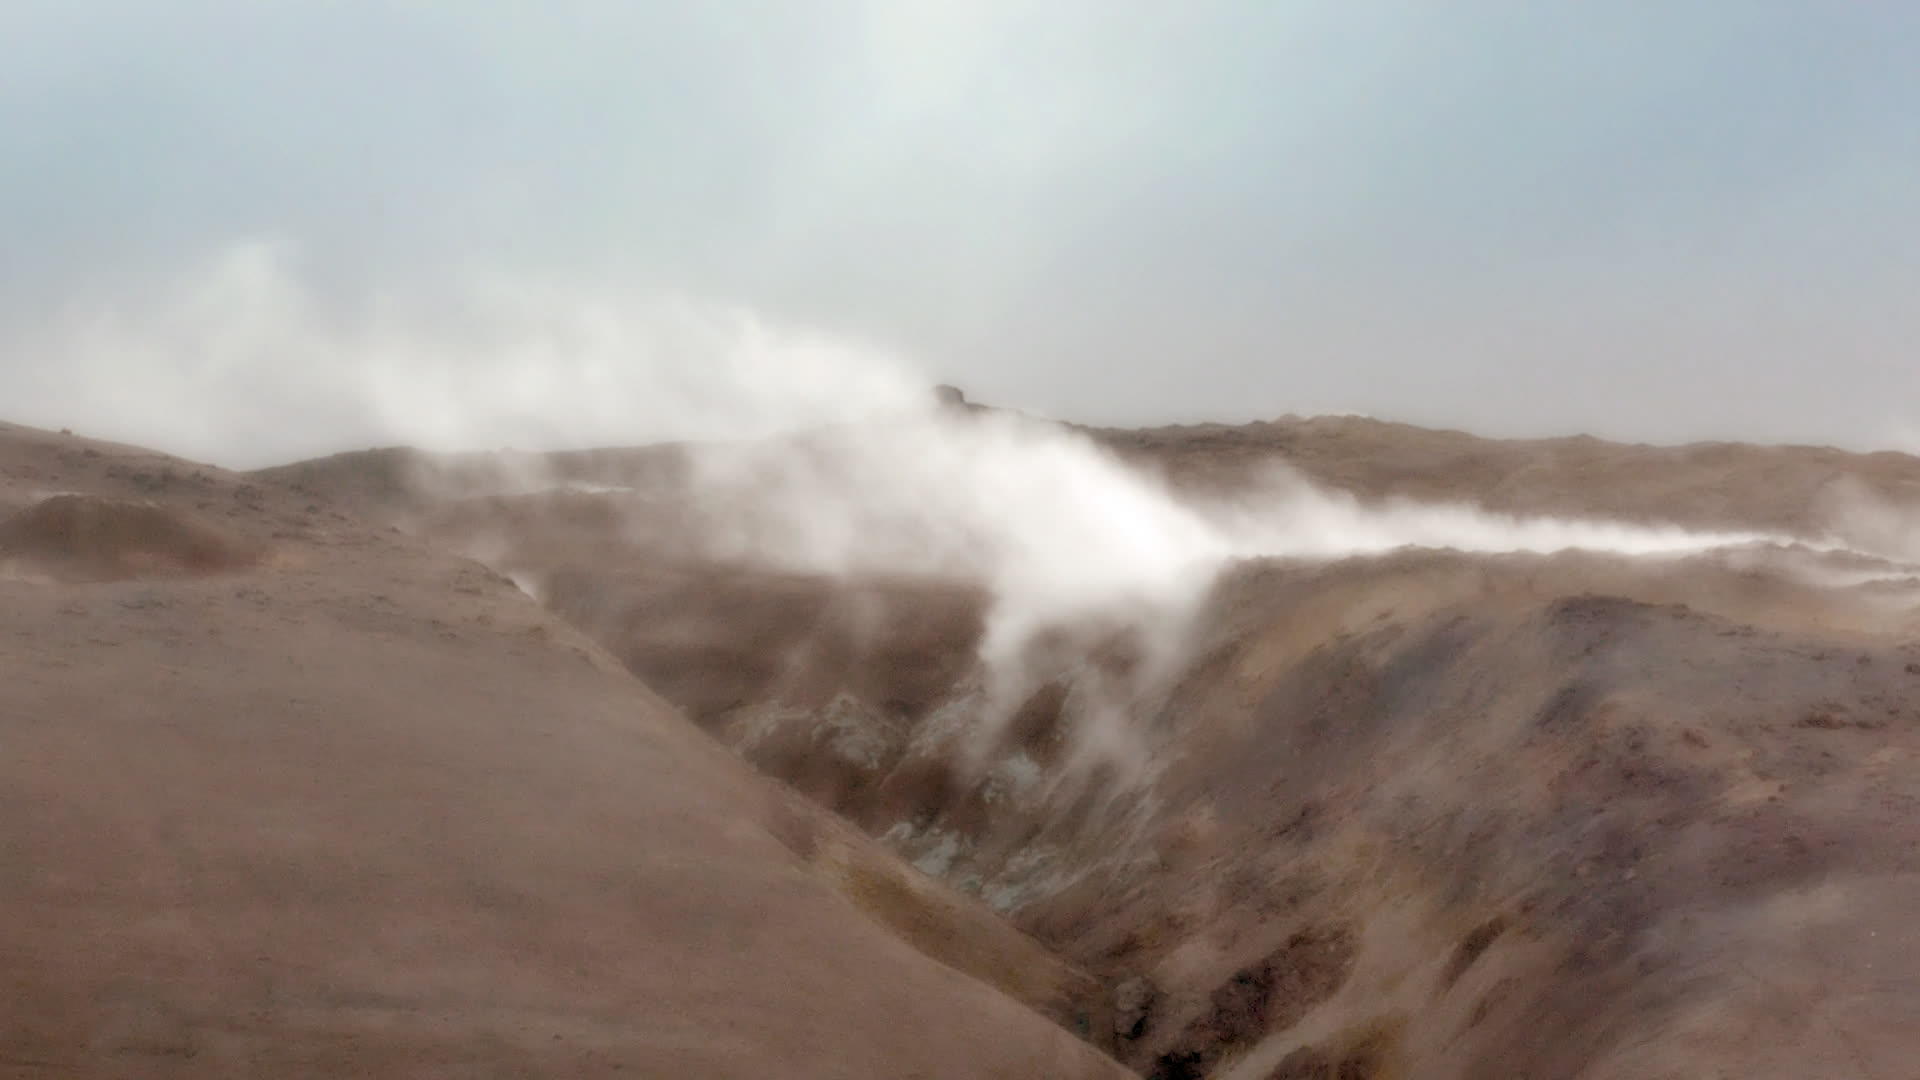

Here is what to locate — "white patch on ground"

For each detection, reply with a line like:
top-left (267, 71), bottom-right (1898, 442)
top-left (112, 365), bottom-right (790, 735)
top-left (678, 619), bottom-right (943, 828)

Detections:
top-left (982, 750), bottom-right (1043, 807)
top-left (815, 693), bottom-right (899, 770)
top-left (880, 821), bottom-right (975, 883)
top-left (727, 704), bottom-right (806, 753)
top-left (909, 688), bottom-right (984, 753)
top-left (910, 831), bottom-right (966, 878)
top-left (982, 845), bottom-right (1078, 913)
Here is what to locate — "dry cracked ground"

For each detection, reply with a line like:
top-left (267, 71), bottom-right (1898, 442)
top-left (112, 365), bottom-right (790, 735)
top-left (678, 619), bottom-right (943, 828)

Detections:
top-left (7, 402), bottom-right (1920, 1078)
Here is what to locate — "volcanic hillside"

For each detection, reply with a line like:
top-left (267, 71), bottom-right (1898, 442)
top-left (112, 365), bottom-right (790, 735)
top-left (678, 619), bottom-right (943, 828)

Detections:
top-left (9, 405), bottom-right (1920, 1078)
top-left (0, 419), bottom-right (1126, 1079)
top-left (261, 403), bottom-right (1920, 1078)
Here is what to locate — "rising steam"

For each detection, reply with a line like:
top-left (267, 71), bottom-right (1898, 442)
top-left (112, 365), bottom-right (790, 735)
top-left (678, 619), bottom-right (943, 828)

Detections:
top-left (7, 240), bottom-right (929, 468)
top-left (12, 242), bottom-right (1862, 616)
top-left (10, 240), bottom-right (1902, 766)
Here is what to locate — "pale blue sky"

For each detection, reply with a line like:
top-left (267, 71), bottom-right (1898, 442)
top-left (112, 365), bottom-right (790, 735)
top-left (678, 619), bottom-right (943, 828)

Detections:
top-left (3, 2), bottom-right (1917, 458)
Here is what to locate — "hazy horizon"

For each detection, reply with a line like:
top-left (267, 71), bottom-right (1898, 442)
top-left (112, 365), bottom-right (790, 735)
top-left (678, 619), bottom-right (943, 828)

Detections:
top-left (4, 4), bottom-right (1917, 465)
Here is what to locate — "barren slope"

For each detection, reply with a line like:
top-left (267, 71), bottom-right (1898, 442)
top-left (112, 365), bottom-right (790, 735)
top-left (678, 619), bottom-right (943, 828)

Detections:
top-left (297, 411), bottom-right (1920, 1077)
top-left (0, 420), bottom-right (1129, 1079)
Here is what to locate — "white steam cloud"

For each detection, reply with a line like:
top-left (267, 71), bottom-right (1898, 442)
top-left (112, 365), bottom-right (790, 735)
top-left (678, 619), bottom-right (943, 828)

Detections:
top-left (681, 409), bottom-right (1797, 665)
top-left (7, 239), bottom-right (928, 467)
top-left (10, 240), bottom-right (1896, 776)
top-left (19, 235), bottom-right (1918, 813)
top-left (10, 241), bottom-right (1847, 625)
top-left (671, 410), bottom-right (1815, 775)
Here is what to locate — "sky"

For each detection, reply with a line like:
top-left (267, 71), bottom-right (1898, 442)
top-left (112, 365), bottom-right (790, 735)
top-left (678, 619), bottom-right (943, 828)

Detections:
top-left (2, 2), bottom-right (1918, 465)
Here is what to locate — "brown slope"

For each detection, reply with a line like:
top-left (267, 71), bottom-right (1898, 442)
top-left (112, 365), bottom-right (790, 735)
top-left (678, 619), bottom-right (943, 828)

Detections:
top-left (0, 422), bottom-right (1129, 1079)
top-left (256, 411), bottom-right (1920, 1076)
top-left (0, 494), bottom-right (267, 583)
top-left (1020, 552), bottom-right (1920, 1078)
top-left (515, 545), bottom-right (1920, 1079)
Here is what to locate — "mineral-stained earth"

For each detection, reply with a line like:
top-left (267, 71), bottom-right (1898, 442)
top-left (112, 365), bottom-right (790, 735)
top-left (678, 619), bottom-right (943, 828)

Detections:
top-left (9, 402), bottom-right (1920, 1078)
